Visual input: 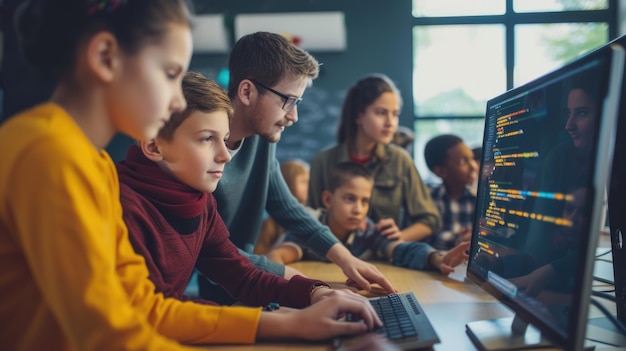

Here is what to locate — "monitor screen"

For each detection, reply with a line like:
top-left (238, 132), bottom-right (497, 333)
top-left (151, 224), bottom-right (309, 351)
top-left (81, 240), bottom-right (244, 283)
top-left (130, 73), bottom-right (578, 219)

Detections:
top-left (466, 42), bottom-right (625, 351)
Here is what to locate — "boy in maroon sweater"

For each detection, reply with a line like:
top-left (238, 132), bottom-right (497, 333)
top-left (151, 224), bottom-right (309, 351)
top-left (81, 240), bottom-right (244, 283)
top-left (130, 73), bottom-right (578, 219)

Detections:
top-left (116, 72), bottom-right (377, 313)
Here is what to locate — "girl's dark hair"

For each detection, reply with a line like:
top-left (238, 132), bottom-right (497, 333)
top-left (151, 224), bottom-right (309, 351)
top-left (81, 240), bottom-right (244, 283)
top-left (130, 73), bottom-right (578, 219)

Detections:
top-left (15, 0), bottom-right (193, 80)
top-left (566, 70), bottom-right (601, 104)
top-left (337, 73), bottom-right (402, 145)
top-left (328, 161), bottom-right (373, 193)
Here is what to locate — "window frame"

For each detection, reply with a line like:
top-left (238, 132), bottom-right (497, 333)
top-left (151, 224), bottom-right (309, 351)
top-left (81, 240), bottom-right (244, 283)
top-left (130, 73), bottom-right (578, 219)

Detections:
top-left (411, 0), bottom-right (619, 121)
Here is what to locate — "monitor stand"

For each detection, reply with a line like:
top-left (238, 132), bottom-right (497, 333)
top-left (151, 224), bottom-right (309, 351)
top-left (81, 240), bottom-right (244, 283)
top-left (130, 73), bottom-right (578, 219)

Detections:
top-left (467, 314), bottom-right (626, 351)
top-left (466, 314), bottom-right (554, 351)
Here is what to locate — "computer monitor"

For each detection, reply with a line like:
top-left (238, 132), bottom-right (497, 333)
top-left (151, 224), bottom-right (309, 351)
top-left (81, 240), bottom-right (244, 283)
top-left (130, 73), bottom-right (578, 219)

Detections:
top-left (607, 34), bottom-right (626, 328)
top-left (466, 41), bottom-right (625, 351)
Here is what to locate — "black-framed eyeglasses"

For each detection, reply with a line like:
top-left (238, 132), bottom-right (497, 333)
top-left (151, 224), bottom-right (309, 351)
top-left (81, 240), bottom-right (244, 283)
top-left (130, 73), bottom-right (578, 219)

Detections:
top-left (251, 80), bottom-right (303, 112)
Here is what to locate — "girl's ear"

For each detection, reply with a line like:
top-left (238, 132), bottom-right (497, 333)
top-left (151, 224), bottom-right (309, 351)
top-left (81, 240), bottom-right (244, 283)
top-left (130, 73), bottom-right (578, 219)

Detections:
top-left (85, 31), bottom-right (119, 83)
top-left (321, 190), bottom-right (333, 209)
top-left (140, 140), bottom-right (164, 162)
top-left (355, 111), bottom-right (365, 127)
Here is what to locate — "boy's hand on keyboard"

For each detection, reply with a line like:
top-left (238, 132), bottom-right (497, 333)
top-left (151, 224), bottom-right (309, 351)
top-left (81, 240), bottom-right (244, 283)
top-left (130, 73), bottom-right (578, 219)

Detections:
top-left (311, 287), bottom-right (367, 305)
top-left (290, 289), bottom-right (383, 340)
top-left (310, 284), bottom-right (334, 304)
top-left (344, 279), bottom-right (388, 296)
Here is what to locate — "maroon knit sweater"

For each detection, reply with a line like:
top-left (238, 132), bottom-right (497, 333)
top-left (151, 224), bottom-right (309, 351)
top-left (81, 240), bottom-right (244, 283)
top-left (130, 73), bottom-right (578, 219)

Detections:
top-left (117, 146), bottom-right (324, 308)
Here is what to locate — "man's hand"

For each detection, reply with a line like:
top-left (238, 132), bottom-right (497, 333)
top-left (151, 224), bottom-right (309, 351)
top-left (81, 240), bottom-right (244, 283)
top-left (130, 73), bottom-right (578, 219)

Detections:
top-left (326, 244), bottom-right (397, 293)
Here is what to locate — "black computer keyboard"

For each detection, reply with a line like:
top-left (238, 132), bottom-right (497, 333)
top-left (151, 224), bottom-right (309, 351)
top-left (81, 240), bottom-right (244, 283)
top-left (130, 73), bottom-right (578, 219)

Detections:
top-left (368, 292), bottom-right (440, 350)
top-left (371, 293), bottom-right (420, 340)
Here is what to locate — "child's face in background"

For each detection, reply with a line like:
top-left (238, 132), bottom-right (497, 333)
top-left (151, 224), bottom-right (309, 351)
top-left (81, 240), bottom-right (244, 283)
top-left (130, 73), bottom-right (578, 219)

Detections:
top-left (156, 109), bottom-right (231, 193)
top-left (356, 92), bottom-right (400, 145)
top-left (441, 142), bottom-right (478, 187)
top-left (112, 23), bottom-right (192, 141)
top-left (324, 176), bottom-right (373, 236)
top-left (292, 172), bottom-right (309, 204)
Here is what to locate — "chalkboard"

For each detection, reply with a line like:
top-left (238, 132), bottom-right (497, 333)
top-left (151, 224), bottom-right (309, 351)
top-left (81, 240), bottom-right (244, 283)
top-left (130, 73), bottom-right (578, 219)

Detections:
top-left (275, 85), bottom-right (346, 163)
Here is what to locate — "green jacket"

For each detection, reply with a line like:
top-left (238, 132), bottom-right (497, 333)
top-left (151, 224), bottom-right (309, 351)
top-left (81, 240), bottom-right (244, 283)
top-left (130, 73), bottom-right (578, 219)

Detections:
top-left (308, 142), bottom-right (441, 232)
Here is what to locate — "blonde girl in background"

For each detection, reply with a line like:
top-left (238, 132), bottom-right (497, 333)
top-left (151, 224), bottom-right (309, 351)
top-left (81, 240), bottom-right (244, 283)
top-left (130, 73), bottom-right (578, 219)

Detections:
top-left (255, 159), bottom-right (311, 254)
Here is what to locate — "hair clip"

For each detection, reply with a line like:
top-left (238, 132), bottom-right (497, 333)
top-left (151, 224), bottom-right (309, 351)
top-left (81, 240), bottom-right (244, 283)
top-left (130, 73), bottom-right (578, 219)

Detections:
top-left (86, 0), bottom-right (124, 16)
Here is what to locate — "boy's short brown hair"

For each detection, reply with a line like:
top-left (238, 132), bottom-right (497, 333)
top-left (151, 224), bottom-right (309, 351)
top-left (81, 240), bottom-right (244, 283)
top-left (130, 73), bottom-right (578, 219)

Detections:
top-left (227, 31), bottom-right (320, 99)
top-left (328, 162), bottom-right (374, 193)
top-left (158, 71), bottom-right (232, 141)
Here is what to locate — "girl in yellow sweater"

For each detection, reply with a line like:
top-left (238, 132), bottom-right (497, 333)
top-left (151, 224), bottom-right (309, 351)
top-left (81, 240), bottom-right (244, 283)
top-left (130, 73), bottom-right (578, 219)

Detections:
top-left (0, 1), bottom-right (380, 350)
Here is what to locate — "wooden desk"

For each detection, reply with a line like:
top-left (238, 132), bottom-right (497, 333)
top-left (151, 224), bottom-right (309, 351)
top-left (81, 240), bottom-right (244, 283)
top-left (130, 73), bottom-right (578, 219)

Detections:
top-left (193, 261), bottom-right (514, 351)
top-left (193, 232), bottom-right (621, 350)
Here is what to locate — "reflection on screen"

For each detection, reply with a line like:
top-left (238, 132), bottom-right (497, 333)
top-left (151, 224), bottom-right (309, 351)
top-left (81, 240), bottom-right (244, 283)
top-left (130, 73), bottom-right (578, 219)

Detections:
top-left (470, 58), bottom-right (609, 342)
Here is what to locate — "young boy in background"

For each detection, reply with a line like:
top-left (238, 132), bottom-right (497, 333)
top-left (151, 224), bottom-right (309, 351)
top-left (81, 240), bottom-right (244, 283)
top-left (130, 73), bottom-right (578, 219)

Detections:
top-left (424, 134), bottom-right (479, 250)
top-left (267, 162), bottom-right (469, 275)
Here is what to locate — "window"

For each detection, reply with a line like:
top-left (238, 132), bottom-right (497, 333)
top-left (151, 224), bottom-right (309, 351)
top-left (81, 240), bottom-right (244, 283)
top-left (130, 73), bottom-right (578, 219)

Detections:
top-left (411, 0), bottom-right (616, 183)
top-left (413, 24), bottom-right (506, 118)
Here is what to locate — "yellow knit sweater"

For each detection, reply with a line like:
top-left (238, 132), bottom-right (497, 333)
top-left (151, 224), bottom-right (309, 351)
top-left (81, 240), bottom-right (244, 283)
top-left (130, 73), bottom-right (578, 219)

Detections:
top-left (0, 103), bottom-right (261, 350)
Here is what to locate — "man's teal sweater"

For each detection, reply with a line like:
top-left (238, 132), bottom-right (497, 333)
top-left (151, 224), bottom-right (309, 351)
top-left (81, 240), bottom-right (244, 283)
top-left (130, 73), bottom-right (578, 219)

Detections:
top-left (213, 135), bottom-right (339, 276)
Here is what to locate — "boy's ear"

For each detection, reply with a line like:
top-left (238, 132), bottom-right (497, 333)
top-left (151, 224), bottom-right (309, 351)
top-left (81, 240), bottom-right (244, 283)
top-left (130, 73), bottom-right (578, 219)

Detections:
top-left (139, 139), bottom-right (164, 162)
top-left (433, 165), bottom-right (447, 179)
top-left (85, 31), bottom-right (119, 83)
top-left (321, 190), bottom-right (333, 209)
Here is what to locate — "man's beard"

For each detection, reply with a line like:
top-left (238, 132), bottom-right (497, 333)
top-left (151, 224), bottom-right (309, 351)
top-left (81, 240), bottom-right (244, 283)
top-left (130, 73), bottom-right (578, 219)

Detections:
top-left (253, 118), bottom-right (289, 144)
top-left (260, 130), bottom-right (281, 143)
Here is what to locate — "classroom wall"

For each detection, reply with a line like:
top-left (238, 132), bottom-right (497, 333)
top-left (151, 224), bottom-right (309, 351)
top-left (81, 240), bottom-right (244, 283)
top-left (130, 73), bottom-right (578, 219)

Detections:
top-left (189, 0), bottom-right (413, 164)
top-left (5, 1), bottom-right (621, 164)
top-left (0, 0), bottom-right (412, 163)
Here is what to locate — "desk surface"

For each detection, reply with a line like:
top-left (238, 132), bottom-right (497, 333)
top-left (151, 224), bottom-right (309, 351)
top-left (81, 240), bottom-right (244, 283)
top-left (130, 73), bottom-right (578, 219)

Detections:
top-left (194, 233), bottom-right (620, 350)
top-left (192, 262), bottom-right (540, 351)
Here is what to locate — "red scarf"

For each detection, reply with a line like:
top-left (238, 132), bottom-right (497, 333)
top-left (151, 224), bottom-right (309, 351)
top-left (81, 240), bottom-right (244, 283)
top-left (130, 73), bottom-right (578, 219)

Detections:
top-left (116, 145), bottom-right (207, 218)
top-left (350, 154), bottom-right (371, 165)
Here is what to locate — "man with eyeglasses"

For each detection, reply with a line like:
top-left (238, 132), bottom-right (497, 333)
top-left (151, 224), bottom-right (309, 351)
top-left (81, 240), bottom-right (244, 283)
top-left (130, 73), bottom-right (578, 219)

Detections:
top-left (198, 32), bottom-right (396, 304)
